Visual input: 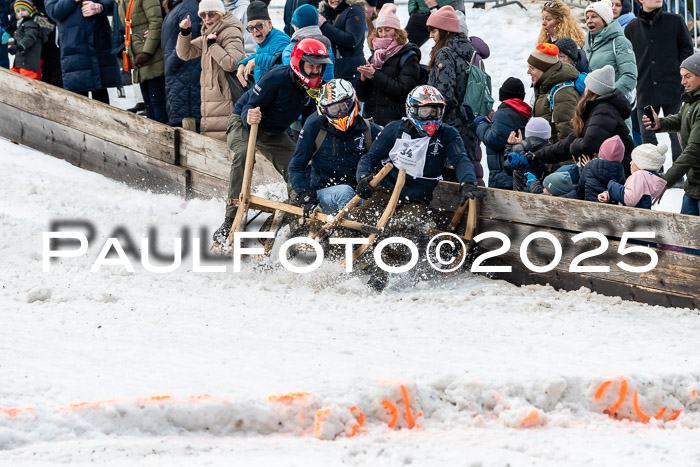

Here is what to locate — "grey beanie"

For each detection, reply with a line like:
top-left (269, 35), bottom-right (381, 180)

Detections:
top-left (681, 53), bottom-right (700, 76)
top-left (524, 117), bottom-right (552, 140)
top-left (585, 65), bottom-right (615, 96)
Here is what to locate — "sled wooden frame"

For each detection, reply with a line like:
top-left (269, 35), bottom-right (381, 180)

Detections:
top-left (2, 69), bottom-right (697, 309)
top-left (341, 169), bottom-right (407, 266)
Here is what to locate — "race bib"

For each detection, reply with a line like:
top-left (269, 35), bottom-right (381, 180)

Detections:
top-left (386, 134), bottom-right (431, 179)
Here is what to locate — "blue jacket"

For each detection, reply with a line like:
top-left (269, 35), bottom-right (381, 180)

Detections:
top-left (574, 158), bottom-right (625, 202)
top-left (356, 119), bottom-right (476, 204)
top-left (289, 114), bottom-right (382, 193)
top-left (111, 0), bottom-right (125, 54)
top-left (238, 27), bottom-right (289, 82)
top-left (319, 0), bottom-right (365, 84)
top-left (162, 0), bottom-right (201, 126)
top-left (474, 99), bottom-right (531, 189)
top-left (234, 65), bottom-right (316, 134)
top-left (45, 0), bottom-right (121, 92)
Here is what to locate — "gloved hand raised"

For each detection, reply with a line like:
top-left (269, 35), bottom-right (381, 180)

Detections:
top-left (297, 188), bottom-right (319, 220)
top-left (355, 174), bottom-right (374, 200)
top-left (459, 181), bottom-right (485, 205)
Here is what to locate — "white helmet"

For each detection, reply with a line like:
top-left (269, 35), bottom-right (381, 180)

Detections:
top-left (317, 79), bottom-right (359, 132)
top-left (405, 85), bottom-right (446, 136)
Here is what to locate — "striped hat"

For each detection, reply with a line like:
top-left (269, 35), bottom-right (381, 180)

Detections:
top-left (13, 0), bottom-right (36, 13)
top-left (528, 43), bottom-right (559, 72)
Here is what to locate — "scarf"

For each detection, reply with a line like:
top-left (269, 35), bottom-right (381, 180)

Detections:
top-left (371, 37), bottom-right (404, 69)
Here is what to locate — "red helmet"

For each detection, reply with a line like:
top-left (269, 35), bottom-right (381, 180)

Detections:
top-left (290, 38), bottom-right (332, 91)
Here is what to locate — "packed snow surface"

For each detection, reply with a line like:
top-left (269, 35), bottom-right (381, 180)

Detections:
top-left (2, 2), bottom-right (699, 465)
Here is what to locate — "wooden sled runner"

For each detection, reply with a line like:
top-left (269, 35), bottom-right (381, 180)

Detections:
top-left (2, 68), bottom-right (698, 309)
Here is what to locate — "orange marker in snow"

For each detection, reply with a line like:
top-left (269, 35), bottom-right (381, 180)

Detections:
top-left (400, 386), bottom-right (416, 429)
top-left (594, 381), bottom-right (612, 400)
top-left (381, 400), bottom-right (398, 428)
top-left (632, 390), bottom-right (650, 423)
top-left (518, 409), bottom-right (540, 428)
top-left (667, 409), bottom-right (683, 421)
top-left (607, 380), bottom-right (628, 415)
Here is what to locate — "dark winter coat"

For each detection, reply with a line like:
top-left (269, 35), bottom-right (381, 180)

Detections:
top-left (234, 65), bottom-right (316, 134)
top-left (111, 0), bottom-right (125, 54)
top-left (45, 0), bottom-right (121, 92)
top-left (659, 85), bottom-right (700, 199)
top-left (532, 61), bottom-right (580, 143)
top-left (624, 8), bottom-right (694, 107)
top-left (505, 136), bottom-right (550, 192)
top-left (162, 0), bottom-right (202, 126)
top-left (319, 0), bottom-right (366, 84)
top-left (356, 42), bottom-right (421, 127)
top-left (427, 34), bottom-right (473, 138)
top-left (289, 114), bottom-right (382, 192)
top-left (574, 158), bottom-right (625, 202)
top-left (575, 48), bottom-right (590, 73)
top-left (474, 99), bottom-right (531, 189)
top-left (356, 119), bottom-right (477, 204)
top-left (535, 90), bottom-right (634, 175)
top-left (283, 0), bottom-right (318, 37)
top-left (12, 16), bottom-right (42, 73)
top-left (1, 0), bottom-right (16, 33)
top-left (32, 0), bottom-right (62, 87)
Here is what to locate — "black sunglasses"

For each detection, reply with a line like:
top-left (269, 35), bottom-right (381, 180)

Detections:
top-left (246, 21), bottom-right (267, 33)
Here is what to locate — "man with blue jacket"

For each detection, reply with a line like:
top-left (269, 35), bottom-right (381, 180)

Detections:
top-left (353, 85), bottom-right (484, 291)
top-left (235, 0), bottom-right (289, 86)
top-left (213, 38), bottom-right (332, 243)
top-left (1, 0), bottom-right (17, 68)
top-left (289, 79), bottom-right (381, 218)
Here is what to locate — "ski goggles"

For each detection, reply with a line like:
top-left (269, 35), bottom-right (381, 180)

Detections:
top-left (414, 105), bottom-right (442, 121)
top-left (321, 99), bottom-right (354, 118)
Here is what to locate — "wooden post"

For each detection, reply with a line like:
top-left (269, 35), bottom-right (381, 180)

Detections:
top-left (228, 123), bottom-right (258, 244)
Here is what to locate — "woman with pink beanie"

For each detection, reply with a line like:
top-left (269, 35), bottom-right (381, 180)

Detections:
top-left (426, 5), bottom-right (484, 185)
top-left (356, 4), bottom-right (421, 126)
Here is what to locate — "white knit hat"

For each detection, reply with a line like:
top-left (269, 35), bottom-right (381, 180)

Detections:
top-left (585, 65), bottom-right (615, 96)
top-left (198, 0), bottom-right (225, 17)
top-left (631, 143), bottom-right (667, 172)
top-left (525, 117), bottom-right (552, 140)
top-left (584, 0), bottom-right (614, 26)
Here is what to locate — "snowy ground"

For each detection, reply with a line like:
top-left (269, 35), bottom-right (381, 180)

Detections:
top-left (2, 2), bottom-right (699, 466)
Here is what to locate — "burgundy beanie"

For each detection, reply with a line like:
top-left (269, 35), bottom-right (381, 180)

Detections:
top-left (426, 6), bottom-right (460, 34)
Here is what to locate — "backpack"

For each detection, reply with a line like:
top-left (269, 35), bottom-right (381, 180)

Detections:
top-left (547, 81), bottom-right (577, 112)
top-left (463, 55), bottom-right (494, 117)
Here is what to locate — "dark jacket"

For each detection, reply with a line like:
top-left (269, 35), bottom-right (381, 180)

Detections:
top-left (474, 99), bottom-right (531, 189)
top-left (428, 34), bottom-right (473, 137)
top-left (12, 16), bottom-right (42, 73)
top-left (575, 48), bottom-right (591, 73)
top-left (356, 119), bottom-right (476, 203)
top-left (505, 136), bottom-right (550, 192)
top-left (319, 0), bottom-right (365, 84)
top-left (162, 0), bottom-right (202, 126)
top-left (356, 42), bottom-right (421, 127)
top-left (1, 0), bottom-right (16, 33)
top-left (45, 0), bottom-right (121, 92)
top-left (659, 85), bottom-right (700, 199)
top-left (289, 114), bottom-right (382, 192)
top-left (32, 0), bottom-right (62, 87)
top-left (575, 158), bottom-right (626, 202)
top-left (283, 0), bottom-right (318, 37)
top-left (234, 65), bottom-right (316, 134)
top-left (535, 90), bottom-right (634, 176)
top-left (625, 8), bottom-right (694, 107)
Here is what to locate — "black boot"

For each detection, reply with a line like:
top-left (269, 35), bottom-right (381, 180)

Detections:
top-left (127, 102), bottom-right (145, 113)
top-left (213, 216), bottom-right (235, 244)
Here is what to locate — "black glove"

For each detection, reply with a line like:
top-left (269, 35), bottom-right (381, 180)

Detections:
top-left (180, 26), bottom-right (191, 36)
top-left (207, 37), bottom-right (216, 47)
top-left (7, 44), bottom-right (19, 55)
top-left (355, 174), bottom-right (374, 200)
top-left (459, 181), bottom-right (485, 204)
top-left (298, 188), bottom-right (318, 220)
top-left (134, 52), bottom-right (152, 66)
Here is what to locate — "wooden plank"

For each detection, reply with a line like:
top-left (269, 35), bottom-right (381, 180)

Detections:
top-left (476, 218), bottom-right (700, 302)
top-left (432, 184), bottom-right (700, 250)
top-left (0, 68), bottom-right (176, 164)
top-left (178, 130), bottom-right (231, 178)
top-left (188, 169), bottom-right (228, 200)
top-left (13, 108), bottom-right (186, 194)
